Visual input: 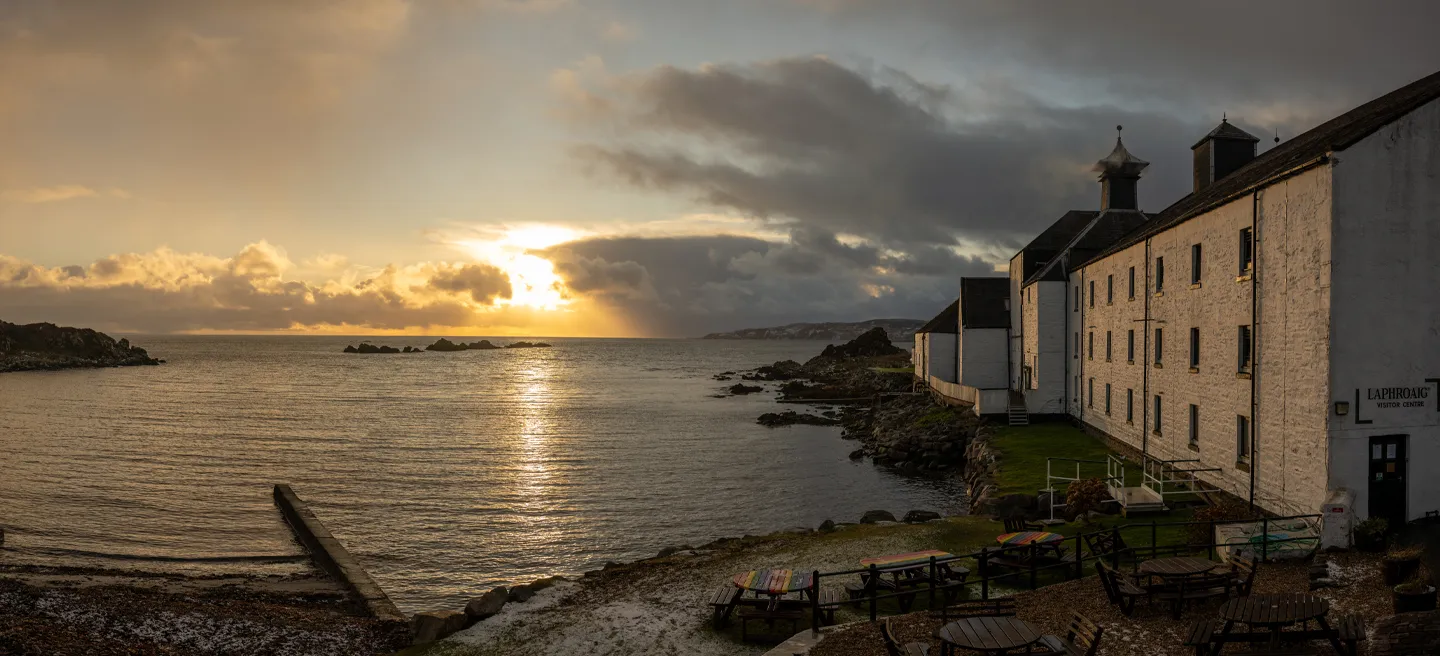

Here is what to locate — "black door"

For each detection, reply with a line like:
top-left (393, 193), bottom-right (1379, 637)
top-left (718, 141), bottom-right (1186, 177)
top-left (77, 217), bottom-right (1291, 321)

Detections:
top-left (1368, 435), bottom-right (1408, 528)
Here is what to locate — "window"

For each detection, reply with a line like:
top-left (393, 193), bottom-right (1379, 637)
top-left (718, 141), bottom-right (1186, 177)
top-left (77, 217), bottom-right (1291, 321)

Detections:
top-left (1105, 384), bottom-right (1112, 415)
top-left (1088, 378), bottom-right (1094, 407)
top-left (1089, 280), bottom-right (1095, 308)
top-left (1191, 244), bottom-right (1203, 284)
top-left (1236, 415), bottom-right (1251, 463)
top-left (1105, 331), bottom-right (1112, 362)
top-left (1189, 404), bottom-right (1200, 446)
top-left (1189, 327), bottom-right (1201, 368)
top-left (1153, 395), bottom-right (1163, 434)
top-left (1155, 328), bottom-right (1164, 365)
top-left (1127, 329), bottom-right (1135, 362)
top-left (1156, 257), bottom-right (1165, 293)
top-left (1088, 332), bottom-right (1093, 360)
top-left (1239, 227), bottom-right (1254, 274)
top-left (1128, 266), bottom-right (1135, 299)
top-left (1074, 332), bottom-right (1079, 358)
top-left (1107, 275), bottom-right (1113, 304)
top-left (1073, 286), bottom-right (1079, 311)
top-left (1237, 325), bottom-right (1252, 372)
top-left (1126, 389), bottom-right (1134, 422)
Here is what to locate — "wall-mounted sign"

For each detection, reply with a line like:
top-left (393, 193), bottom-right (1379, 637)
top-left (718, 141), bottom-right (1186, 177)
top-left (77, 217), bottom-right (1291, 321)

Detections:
top-left (1353, 379), bottom-right (1440, 425)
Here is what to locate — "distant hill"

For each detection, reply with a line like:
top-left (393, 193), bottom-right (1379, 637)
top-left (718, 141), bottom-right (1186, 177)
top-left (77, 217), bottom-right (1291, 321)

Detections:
top-left (701, 319), bottom-right (924, 342)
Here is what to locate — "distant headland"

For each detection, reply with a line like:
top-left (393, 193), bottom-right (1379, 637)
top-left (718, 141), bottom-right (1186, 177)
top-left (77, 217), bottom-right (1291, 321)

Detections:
top-left (342, 338), bottom-right (552, 354)
top-left (0, 321), bottom-right (162, 373)
top-left (701, 318), bottom-right (923, 342)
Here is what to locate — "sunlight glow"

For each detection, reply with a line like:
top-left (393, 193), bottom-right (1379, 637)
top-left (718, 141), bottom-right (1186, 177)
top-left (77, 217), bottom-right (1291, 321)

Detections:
top-left (455, 224), bottom-right (581, 311)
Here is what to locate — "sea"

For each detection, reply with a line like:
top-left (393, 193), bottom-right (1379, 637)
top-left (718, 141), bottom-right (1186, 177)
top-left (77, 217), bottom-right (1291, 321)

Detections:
top-left (0, 336), bottom-right (964, 612)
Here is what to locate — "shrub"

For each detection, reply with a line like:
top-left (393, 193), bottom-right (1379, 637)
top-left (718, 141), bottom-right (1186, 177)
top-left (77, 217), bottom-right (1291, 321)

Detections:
top-left (1186, 499), bottom-right (1263, 545)
top-left (1066, 478), bottom-right (1109, 522)
top-left (1354, 517), bottom-right (1390, 552)
top-left (1396, 565), bottom-right (1433, 594)
top-left (1386, 544), bottom-right (1425, 562)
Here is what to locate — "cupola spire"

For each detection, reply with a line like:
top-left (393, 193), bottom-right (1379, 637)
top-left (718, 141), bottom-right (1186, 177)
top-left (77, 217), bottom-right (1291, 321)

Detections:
top-left (1092, 125), bottom-right (1149, 210)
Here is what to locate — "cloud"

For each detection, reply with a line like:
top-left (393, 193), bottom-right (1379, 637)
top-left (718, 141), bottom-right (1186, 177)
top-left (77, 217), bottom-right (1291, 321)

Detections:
top-left (601, 20), bottom-right (638, 43)
top-left (0, 242), bottom-right (529, 333)
top-left (0, 185), bottom-right (108, 203)
top-left (426, 263), bottom-right (513, 304)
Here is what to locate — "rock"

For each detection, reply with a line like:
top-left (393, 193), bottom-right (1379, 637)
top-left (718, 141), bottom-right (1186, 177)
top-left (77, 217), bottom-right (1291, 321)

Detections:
top-left (509, 586), bottom-right (536, 603)
top-left (860, 510), bottom-right (896, 524)
top-left (903, 510), bottom-right (942, 523)
top-left (0, 321), bottom-right (162, 373)
top-left (812, 327), bottom-right (905, 361)
top-left (467, 340), bottom-right (500, 350)
top-left (817, 519), bottom-right (836, 532)
top-left (465, 587), bottom-right (508, 621)
top-left (750, 360), bottom-right (804, 381)
top-left (411, 610), bottom-right (467, 644)
top-left (781, 526), bottom-right (811, 535)
top-left (425, 338), bottom-right (467, 352)
top-left (505, 341), bottom-right (552, 348)
top-left (848, 448), bottom-right (865, 460)
top-left (756, 411), bottom-right (840, 427)
top-left (343, 345), bottom-right (358, 353)
top-left (728, 383), bottom-right (763, 395)
top-left (657, 546), bottom-right (682, 558)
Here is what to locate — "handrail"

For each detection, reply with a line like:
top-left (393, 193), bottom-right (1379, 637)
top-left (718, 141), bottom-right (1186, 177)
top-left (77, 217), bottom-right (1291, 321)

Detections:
top-left (804, 514), bottom-right (1324, 627)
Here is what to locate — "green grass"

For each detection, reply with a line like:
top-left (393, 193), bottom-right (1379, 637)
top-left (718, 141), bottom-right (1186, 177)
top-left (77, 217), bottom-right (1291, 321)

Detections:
top-left (988, 423), bottom-right (1117, 497)
top-left (914, 406), bottom-right (959, 428)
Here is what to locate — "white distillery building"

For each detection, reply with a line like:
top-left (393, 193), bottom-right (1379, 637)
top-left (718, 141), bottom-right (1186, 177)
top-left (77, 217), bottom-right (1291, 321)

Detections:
top-left (947, 69), bottom-right (1440, 525)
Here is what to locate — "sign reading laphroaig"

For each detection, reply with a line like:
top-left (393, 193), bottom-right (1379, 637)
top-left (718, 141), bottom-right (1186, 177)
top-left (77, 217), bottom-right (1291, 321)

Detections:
top-left (1353, 379), bottom-right (1440, 425)
top-left (1367, 386), bottom-right (1429, 409)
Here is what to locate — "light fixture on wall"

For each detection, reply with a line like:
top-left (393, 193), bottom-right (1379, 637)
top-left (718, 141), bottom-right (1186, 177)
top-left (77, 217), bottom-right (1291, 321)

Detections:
top-left (1335, 401), bottom-right (1350, 416)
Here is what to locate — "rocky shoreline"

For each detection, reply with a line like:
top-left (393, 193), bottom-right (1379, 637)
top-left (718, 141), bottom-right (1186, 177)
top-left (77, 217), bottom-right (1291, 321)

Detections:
top-left (0, 321), bottom-right (161, 373)
top-left (722, 327), bottom-right (982, 476)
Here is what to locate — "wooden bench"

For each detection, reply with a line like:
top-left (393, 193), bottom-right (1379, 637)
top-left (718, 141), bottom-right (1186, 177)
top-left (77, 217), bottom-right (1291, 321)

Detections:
top-left (1153, 572), bottom-right (1235, 619)
top-left (707, 585), bottom-right (741, 629)
top-left (815, 586), bottom-right (845, 625)
top-left (1231, 556), bottom-right (1257, 596)
top-left (932, 597), bottom-right (1016, 622)
top-left (737, 603), bottom-right (805, 641)
top-left (1096, 561), bottom-right (1153, 616)
top-left (1335, 613), bottom-right (1366, 656)
top-left (1037, 612), bottom-right (1103, 656)
top-left (880, 617), bottom-right (930, 656)
top-left (1182, 620), bottom-right (1217, 656)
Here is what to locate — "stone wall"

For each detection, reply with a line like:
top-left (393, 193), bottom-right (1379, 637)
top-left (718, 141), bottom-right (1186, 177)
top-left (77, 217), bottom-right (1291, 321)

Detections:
top-left (1371, 610), bottom-right (1440, 656)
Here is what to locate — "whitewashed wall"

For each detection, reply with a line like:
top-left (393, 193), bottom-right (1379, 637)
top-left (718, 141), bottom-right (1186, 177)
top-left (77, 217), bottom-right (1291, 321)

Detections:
top-left (1328, 96), bottom-right (1440, 521)
top-left (1069, 165), bottom-right (1334, 517)
top-left (960, 328), bottom-right (1007, 389)
top-left (928, 332), bottom-right (958, 383)
top-left (1020, 280), bottom-right (1067, 414)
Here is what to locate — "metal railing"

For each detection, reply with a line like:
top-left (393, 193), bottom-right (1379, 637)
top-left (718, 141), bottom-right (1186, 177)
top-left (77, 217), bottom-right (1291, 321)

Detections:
top-left (1043, 457), bottom-right (1121, 521)
top-left (800, 513), bottom-right (1323, 629)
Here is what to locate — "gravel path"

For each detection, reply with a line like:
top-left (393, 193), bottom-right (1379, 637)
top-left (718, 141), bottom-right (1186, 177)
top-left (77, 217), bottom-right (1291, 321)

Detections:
top-left (811, 551), bottom-right (1390, 656)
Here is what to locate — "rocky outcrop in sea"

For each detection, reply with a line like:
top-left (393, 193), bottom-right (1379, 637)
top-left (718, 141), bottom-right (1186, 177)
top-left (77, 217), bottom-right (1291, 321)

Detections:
top-left (343, 343), bottom-right (423, 354)
top-left (0, 321), bottom-right (161, 373)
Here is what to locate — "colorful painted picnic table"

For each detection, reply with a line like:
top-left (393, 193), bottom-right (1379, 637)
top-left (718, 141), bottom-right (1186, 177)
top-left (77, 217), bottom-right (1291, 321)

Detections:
top-left (732, 569), bottom-right (813, 597)
top-left (995, 531), bottom-right (1064, 546)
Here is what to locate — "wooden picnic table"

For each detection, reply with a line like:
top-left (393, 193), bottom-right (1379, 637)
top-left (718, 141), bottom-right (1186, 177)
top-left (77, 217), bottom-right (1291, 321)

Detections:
top-left (1139, 557), bottom-right (1219, 579)
top-left (937, 615), bottom-right (1043, 655)
top-left (858, 550), bottom-right (969, 612)
top-left (1211, 593), bottom-right (1340, 655)
top-left (732, 569), bottom-right (813, 599)
top-left (995, 531), bottom-right (1064, 547)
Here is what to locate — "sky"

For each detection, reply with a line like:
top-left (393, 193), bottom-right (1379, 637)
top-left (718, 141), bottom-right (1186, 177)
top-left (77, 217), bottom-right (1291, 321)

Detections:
top-left (2, 1), bottom-right (1438, 337)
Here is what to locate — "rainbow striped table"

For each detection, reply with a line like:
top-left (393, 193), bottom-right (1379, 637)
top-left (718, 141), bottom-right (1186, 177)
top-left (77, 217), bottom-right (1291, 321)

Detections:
top-left (995, 531), bottom-right (1064, 546)
top-left (732, 569), bottom-right (813, 597)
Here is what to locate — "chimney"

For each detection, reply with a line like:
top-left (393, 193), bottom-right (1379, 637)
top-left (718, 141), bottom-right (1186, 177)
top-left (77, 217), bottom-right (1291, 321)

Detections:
top-left (1192, 118), bottom-right (1260, 192)
top-left (1093, 126), bottom-right (1149, 211)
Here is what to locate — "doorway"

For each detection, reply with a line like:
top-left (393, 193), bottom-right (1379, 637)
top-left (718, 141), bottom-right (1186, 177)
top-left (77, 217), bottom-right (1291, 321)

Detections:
top-left (1368, 435), bottom-right (1408, 528)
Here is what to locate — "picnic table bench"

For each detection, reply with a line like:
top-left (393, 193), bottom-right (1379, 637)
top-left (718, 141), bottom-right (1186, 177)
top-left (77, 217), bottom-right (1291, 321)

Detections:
top-left (1181, 594), bottom-right (1364, 656)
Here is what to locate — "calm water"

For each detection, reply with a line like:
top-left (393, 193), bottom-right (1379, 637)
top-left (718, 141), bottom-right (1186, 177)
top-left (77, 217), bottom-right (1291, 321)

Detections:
top-left (0, 336), bottom-right (962, 611)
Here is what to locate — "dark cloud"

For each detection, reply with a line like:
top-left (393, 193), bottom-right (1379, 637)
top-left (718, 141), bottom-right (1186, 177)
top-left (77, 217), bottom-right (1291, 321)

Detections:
top-left (426, 263), bottom-right (513, 304)
top-left (538, 232), bottom-right (997, 336)
top-left (569, 56), bottom-right (1234, 255)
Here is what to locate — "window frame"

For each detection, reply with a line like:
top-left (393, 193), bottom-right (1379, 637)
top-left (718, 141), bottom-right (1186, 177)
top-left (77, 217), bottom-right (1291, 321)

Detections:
top-left (1105, 383), bottom-right (1111, 415)
top-left (1236, 415), bottom-right (1251, 464)
top-left (1237, 325), bottom-right (1252, 373)
top-left (1191, 243), bottom-right (1203, 285)
top-left (1088, 331), bottom-right (1094, 360)
top-left (1155, 327), bottom-right (1164, 365)
top-left (1189, 327), bottom-right (1201, 368)
top-left (1089, 280), bottom-right (1095, 308)
top-left (1105, 331), bottom-right (1112, 362)
top-left (1127, 329), bottom-right (1135, 362)
top-left (1088, 378), bottom-right (1094, 408)
top-left (1153, 395), bottom-right (1163, 434)
top-left (1128, 266), bottom-right (1135, 300)
top-left (1156, 257), bottom-right (1165, 293)
top-left (1126, 389), bottom-right (1134, 422)
top-left (1107, 274), bottom-right (1113, 304)
top-left (1239, 227), bottom-right (1254, 274)
top-left (1189, 404), bottom-right (1200, 447)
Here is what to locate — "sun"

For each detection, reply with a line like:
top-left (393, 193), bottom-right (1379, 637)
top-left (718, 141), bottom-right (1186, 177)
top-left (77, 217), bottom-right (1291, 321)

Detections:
top-left (503, 253), bottom-right (567, 310)
top-left (454, 224), bottom-right (581, 311)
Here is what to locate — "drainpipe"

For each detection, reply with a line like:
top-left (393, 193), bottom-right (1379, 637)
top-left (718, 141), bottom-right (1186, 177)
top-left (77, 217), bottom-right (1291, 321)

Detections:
top-left (1249, 190), bottom-right (1260, 511)
top-left (1141, 238), bottom-right (1150, 459)
top-left (1062, 278), bottom-right (1069, 411)
top-left (1078, 265), bottom-right (1085, 420)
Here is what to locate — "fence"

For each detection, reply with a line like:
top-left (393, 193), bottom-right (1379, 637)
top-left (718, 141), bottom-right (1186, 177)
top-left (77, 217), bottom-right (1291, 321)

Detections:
top-left (803, 513), bottom-right (1322, 628)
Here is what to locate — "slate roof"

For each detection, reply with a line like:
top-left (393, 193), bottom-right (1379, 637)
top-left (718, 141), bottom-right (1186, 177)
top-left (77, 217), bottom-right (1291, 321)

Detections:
top-left (959, 277), bottom-right (1010, 329)
top-left (1192, 120), bottom-right (1261, 149)
top-left (916, 299), bottom-right (959, 334)
top-left (1083, 68), bottom-right (1440, 268)
top-left (1022, 210), bottom-right (1155, 285)
top-left (1014, 210), bottom-right (1098, 256)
